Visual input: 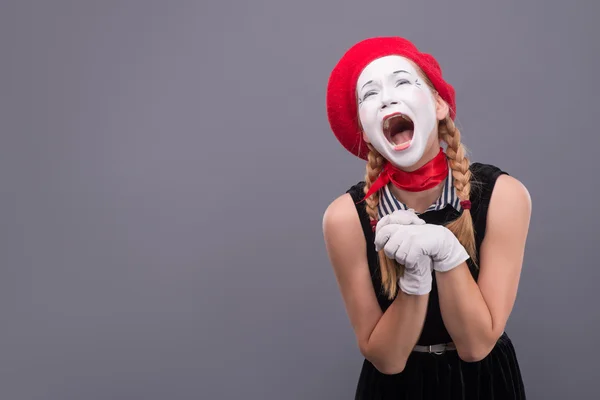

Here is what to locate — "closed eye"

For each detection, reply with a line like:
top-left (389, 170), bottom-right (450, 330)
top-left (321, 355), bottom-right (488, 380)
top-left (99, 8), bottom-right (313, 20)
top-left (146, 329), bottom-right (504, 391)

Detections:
top-left (396, 79), bottom-right (410, 87)
top-left (363, 91), bottom-right (377, 100)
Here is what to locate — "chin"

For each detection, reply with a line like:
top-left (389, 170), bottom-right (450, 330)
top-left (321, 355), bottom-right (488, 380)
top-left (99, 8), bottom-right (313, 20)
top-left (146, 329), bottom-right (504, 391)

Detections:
top-left (384, 142), bottom-right (426, 169)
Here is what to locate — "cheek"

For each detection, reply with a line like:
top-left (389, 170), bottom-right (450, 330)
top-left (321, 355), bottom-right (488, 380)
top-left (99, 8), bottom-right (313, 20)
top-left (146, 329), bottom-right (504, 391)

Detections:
top-left (411, 89), bottom-right (432, 109)
top-left (358, 106), bottom-right (366, 121)
top-left (357, 108), bottom-right (368, 141)
top-left (358, 105), bottom-right (376, 126)
top-left (358, 107), bottom-right (379, 143)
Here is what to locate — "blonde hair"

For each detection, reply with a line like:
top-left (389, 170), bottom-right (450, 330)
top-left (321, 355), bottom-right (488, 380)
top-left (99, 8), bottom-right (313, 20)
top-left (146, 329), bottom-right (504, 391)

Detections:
top-left (363, 114), bottom-right (477, 300)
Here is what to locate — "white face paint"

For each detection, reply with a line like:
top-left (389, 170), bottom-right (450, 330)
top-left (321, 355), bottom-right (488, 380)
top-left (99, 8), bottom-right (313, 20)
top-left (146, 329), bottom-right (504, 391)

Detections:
top-left (356, 55), bottom-right (439, 168)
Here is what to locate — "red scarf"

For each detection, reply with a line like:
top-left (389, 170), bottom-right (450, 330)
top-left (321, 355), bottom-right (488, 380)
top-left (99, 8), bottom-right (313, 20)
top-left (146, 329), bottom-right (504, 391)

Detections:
top-left (363, 147), bottom-right (448, 201)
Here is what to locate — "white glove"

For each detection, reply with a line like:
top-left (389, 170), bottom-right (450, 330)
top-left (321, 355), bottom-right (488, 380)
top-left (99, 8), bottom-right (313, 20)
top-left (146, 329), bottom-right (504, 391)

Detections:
top-left (398, 254), bottom-right (433, 295)
top-left (375, 219), bottom-right (470, 273)
top-left (375, 208), bottom-right (425, 231)
top-left (374, 210), bottom-right (433, 295)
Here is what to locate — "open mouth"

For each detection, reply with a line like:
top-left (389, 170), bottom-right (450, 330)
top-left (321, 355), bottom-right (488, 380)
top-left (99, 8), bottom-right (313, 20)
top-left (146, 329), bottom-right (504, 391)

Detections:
top-left (382, 113), bottom-right (414, 151)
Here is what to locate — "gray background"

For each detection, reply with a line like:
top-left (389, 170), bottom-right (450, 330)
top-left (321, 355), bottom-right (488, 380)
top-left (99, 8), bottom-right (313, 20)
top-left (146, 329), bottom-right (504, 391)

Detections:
top-left (1, 0), bottom-right (598, 399)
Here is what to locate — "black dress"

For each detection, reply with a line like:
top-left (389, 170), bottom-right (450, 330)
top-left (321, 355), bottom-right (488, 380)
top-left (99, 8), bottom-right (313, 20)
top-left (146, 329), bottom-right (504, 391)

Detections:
top-left (346, 163), bottom-right (526, 400)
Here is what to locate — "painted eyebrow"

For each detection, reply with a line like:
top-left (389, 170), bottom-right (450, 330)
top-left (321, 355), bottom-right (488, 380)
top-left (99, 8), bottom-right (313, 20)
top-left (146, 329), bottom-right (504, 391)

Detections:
top-left (360, 70), bottom-right (410, 91)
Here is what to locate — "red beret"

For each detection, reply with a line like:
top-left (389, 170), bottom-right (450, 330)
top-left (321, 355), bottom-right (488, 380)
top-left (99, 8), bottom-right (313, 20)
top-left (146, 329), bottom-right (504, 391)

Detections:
top-left (326, 37), bottom-right (456, 160)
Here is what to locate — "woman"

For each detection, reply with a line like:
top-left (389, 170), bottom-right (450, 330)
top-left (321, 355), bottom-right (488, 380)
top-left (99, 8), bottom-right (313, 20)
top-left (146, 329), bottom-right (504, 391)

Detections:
top-left (322, 37), bottom-right (532, 399)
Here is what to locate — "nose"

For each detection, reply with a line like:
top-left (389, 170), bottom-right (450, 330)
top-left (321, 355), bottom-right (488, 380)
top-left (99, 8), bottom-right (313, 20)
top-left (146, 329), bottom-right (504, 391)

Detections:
top-left (380, 88), bottom-right (398, 109)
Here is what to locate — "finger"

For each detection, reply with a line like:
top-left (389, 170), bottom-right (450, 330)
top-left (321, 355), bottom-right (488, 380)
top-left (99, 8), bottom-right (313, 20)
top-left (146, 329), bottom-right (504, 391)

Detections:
top-left (383, 227), bottom-right (415, 261)
top-left (376, 224), bottom-right (418, 255)
top-left (403, 242), bottom-right (424, 270)
top-left (411, 233), bottom-right (434, 257)
top-left (374, 225), bottom-right (397, 252)
top-left (376, 210), bottom-right (425, 232)
top-left (383, 238), bottom-right (400, 260)
top-left (378, 226), bottom-right (407, 259)
top-left (391, 235), bottom-right (413, 265)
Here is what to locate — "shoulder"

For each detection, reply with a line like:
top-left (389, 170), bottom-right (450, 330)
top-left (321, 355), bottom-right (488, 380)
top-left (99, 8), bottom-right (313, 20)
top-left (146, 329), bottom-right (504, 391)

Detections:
top-left (488, 173), bottom-right (532, 225)
top-left (469, 162), bottom-right (531, 211)
top-left (322, 182), bottom-right (370, 247)
top-left (472, 162), bottom-right (532, 236)
top-left (345, 181), bottom-right (367, 203)
top-left (322, 191), bottom-right (369, 277)
top-left (469, 162), bottom-right (508, 190)
top-left (322, 186), bottom-right (362, 237)
top-left (467, 162), bottom-right (531, 244)
top-left (468, 162), bottom-right (513, 203)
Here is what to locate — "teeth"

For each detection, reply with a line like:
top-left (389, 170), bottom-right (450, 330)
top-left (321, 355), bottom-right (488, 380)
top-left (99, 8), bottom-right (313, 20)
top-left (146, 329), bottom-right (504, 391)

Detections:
top-left (383, 114), bottom-right (411, 131)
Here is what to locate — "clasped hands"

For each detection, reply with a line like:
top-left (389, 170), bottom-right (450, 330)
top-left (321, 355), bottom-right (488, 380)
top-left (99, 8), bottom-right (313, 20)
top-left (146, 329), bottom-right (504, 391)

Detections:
top-left (374, 210), bottom-right (470, 295)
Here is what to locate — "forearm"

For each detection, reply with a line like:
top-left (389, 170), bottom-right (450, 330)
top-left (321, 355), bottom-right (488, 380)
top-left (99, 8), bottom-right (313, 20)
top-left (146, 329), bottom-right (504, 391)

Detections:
top-left (435, 263), bottom-right (497, 361)
top-left (363, 290), bottom-right (429, 374)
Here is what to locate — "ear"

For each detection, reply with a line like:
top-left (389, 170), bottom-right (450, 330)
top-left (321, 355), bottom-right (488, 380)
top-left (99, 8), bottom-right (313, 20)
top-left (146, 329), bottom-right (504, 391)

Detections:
top-left (435, 93), bottom-right (450, 121)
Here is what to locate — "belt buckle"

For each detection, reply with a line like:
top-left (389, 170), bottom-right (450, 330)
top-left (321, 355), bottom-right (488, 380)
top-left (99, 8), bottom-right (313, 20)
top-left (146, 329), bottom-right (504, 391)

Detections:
top-left (428, 344), bottom-right (445, 355)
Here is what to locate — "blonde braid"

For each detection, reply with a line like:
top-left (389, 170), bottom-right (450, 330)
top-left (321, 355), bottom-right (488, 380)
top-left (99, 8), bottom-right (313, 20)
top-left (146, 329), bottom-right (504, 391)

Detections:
top-left (438, 116), bottom-right (478, 264)
top-left (364, 145), bottom-right (404, 299)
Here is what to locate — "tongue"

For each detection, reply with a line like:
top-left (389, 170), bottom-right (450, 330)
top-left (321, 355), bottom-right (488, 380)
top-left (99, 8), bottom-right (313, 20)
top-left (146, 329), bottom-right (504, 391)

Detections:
top-left (392, 130), bottom-right (413, 145)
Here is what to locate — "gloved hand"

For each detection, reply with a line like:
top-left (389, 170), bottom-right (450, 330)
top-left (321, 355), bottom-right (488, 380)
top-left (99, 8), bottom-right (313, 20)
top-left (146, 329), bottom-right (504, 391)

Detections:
top-left (375, 208), bottom-right (425, 230)
top-left (375, 213), bottom-right (470, 273)
top-left (398, 253), bottom-right (433, 295)
top-left (374, 210), bottom-right (433, 295)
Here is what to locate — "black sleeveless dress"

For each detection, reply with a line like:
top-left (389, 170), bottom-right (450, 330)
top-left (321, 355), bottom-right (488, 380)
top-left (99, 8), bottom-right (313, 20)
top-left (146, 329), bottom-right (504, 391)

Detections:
top-left (346, 163), bottom-right (526, 400)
